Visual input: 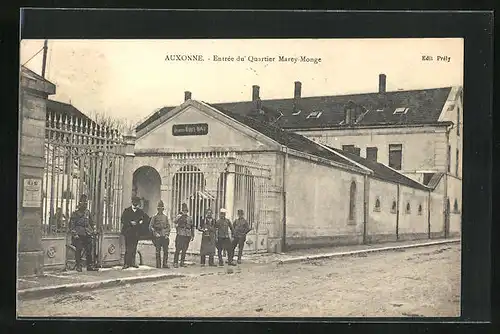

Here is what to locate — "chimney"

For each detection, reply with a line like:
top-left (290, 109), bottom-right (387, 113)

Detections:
top-left (184, 91), bottom-right (192, 101)
top-left (378, 74), bottom-right (386, 93)
top-left (293, 81), bottom-right (302, 114)
top-left (345, 101), bottom-right (356, 125)
top-left (252, 85), bottom-right (260, 101)
top-left (294, 81), bottom-right (302, 99)
top-left (252, 85), bottom-right (262, 112)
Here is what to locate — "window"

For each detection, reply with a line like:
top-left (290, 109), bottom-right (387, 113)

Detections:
top-left (349, 181), bottom-right (356, 222)
top-left (456, 149), bottom-right (459, 176)
top-left (342, 145), bottom-right (355, 152)
top-left (306, 111), bottom-right (323, 119)
top-left (405, 202), bottom-right (411, 214)
top-left (374, 198), bottom-right (381, 212)
top-left (388, 144), bottom-right (402, 170)
top-left (457, 107), bottom-right (461, 136)
top-left (418, 204), bottom-right (423, 215)
top-left (453, 199), bottom-right (460, 213)
top-left (447, 145), bottom-right (451, 173)
top-left (366, 147), bottom-right (378, 162)
top-left (393, 107), bottom-right (409, 115)
top-left (391, 200), bottom-right (397, 214)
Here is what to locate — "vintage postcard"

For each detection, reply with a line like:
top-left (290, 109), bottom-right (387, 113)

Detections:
top-left (17, 37), bottom-right (463, 318)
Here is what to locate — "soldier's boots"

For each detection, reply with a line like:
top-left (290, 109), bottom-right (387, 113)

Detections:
top-left (156, 255), bottom-right (162, 269)
top-left (76, 265), bottom-right (83, 272)
top-left (237, 259), bottom-right (242, 264)
top-left (87, 266), bottom-right (99, 271)
top-left (173, 263), bottom-right (179, 268)
top-left (163, 258), bottom-right (170, 269)
top-left (180, 262), bottom-right (187, 268)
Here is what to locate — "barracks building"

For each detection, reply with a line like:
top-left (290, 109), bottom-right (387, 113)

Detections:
top-left (131, 74), bottom-right (462, 254)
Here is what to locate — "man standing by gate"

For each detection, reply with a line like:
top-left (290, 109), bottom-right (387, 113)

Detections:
top-left (69, 195), bottom-right (98, 272)
top-left (215, 208), bottom-right (236, 266)
top-left (229, 209), bottom-right (252, 264)
top-left (120, 196), bottom-right (147, 269)
top-left (173, 203), bottom-right (194, 268)
top-left (149, 200), bottom-right (171, 269)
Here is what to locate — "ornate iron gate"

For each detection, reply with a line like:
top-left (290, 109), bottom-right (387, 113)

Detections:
top-left (42, 111), bottom-right (126, 268)
top-left (162, 152), bottom-right (273, 253)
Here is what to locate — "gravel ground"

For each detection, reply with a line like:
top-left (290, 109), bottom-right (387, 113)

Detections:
top-left (17, 243), bottom-right (461, 318)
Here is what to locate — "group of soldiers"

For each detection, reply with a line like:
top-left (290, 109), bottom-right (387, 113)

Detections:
top-left (68, 195), bottom-right (252, 272)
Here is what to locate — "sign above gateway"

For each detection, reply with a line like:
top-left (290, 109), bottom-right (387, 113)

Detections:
top-left (172, 123), bottom-right (209, 136)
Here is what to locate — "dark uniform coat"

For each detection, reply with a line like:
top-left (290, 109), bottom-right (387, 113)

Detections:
top-left (121, 206), bottom-right (147, 237)
top-left (174, 213), bottom-right (195, 238)
top-left (233, 217), bottom-right (251, 239)
top-left (69, 209), bottom-right (94, 237)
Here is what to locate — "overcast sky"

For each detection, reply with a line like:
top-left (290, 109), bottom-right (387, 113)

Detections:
top-left (20, 38), bottom-right (463, 124)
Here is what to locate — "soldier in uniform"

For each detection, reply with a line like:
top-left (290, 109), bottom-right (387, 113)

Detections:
top-left (229, 209), bottom-right (252, 264)
top-left (149, 200), bottom-right (171, 269)
top-left (215, 208), bottom-right (236, 266)
top-left (173, 203), bottom-right (194, 268)
top-left (198, 208), bottom-right (217, 266)
top-left (120, 196), bottom-right (147, 269)
top-left (69, 195), bottom-right (98, 272)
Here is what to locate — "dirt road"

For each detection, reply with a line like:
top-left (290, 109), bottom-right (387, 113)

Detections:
top-left (18, 243), bottom-right (461, 318)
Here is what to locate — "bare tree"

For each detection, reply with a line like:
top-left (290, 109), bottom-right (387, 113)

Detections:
top-left (88, 110), bottom-right (136, 135)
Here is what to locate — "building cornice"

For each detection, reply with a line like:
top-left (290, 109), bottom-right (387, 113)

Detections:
top-left (284, 122), bottom-right (453, 132)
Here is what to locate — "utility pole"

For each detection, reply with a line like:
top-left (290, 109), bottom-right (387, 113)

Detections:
top-left (41, 40), bottom-right (48, 78)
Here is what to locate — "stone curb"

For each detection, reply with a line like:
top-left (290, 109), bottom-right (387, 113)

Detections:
top-left (18, 273), bottom-right (190, 301)
top-left (276, 239), bottom-right (461, 265)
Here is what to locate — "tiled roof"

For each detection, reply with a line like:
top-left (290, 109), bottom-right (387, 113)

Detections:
top-left (135, 87), bottom-right (453, 132)
top-left (214, 87), bottom-right (453, 129)
top-left (47, 100), bottom-right (94, 123)
top-left (327, 146), bottom-right (430, 191)
top-left (136, 106), bottom-right (175, 132)
top-left (134, 99), bottom-right (434, 191)
top-left (204, 103), bottom-right (364, 171)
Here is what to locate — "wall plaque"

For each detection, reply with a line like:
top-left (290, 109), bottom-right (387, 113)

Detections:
top-left (172, 123), bottom-right (208, 136)
top-left (22, 178), bottom-right (42, 208)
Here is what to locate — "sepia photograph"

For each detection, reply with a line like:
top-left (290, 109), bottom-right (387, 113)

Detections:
top-left (17, 37), bottom-right (463, 318)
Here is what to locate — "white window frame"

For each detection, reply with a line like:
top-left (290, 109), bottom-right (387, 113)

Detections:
top-left (306, 111), bottom-right (323, 119)
top-left (393, 107), bottom-right (409, 115)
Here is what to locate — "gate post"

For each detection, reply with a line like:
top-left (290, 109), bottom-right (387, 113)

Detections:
top-left (120, 130), bottom-right (136, 264)
top-left (18, 68), bottom-right (56, 277)
top-left (225, 157), bottom-right (236, 221)
top-left (121, 130), bottom-right (136, 210)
